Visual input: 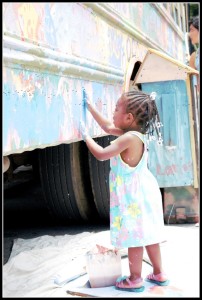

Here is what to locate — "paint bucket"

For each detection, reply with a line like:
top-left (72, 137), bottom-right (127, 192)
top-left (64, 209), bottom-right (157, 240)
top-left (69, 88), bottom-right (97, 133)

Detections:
top-left (85, 245), bottom-right (122, 288)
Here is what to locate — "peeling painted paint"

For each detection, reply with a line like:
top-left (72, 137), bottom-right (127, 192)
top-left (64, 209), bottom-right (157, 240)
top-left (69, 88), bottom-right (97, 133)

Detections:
top-left (86, 3), bottom-right (186, 61)
top-left (3, 3), bottom-right (188, 159)
top-left (3, 65), bottom-right (121, 155)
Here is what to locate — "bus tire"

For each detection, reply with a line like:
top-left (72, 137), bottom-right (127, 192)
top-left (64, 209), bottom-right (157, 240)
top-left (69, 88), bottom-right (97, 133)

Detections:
top-left (88, 135), bottom-right (116, 221)
top-left (38, 142), bottom-right (98, 223)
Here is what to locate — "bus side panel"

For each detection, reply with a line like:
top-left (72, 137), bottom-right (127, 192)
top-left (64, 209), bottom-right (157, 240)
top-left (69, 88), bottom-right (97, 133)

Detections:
top-left (3, 66), bottom-right (122, 155)
top-left (107, 3), bottom-right (185, 61)
top-left (3, 3), bottom-right (145, 71)
top-left (3, 3), bottom-right (150, 155)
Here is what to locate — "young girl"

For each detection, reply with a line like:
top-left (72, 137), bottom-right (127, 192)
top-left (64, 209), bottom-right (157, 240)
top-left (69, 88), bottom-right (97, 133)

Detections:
top-left (80, 90), bottom-right (169, 292)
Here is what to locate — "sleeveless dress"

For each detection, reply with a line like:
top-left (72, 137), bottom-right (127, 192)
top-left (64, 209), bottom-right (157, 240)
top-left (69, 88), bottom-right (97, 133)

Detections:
top-left (109, 131), bottom-right (165, 248)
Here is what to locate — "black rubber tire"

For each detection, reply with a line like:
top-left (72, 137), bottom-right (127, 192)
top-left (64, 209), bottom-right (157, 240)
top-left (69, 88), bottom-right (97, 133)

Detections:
top-left (70, 141), bottom-right (99, 221)
top-left (88, 135), bottom-right (116, 220)
top-left (38, 142), bottom-right (98, 224)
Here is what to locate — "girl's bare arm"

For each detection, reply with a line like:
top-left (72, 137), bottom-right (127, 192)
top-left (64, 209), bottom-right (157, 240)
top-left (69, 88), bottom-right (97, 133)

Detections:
top-left (87, 101), bottom-right (123, 136)
top-left (189, 51), bottom-right (196, 69)
top-left (85, 132), bottom-right (133, 161)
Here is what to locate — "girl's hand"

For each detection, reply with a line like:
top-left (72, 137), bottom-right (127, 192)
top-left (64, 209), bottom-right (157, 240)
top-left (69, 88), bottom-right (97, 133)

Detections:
top-left (86, 97), bottom-right (92, 110)
top-left (83, 92), bottom-right (92, 111)
top-left (79, 121), bottom-right (89, 141)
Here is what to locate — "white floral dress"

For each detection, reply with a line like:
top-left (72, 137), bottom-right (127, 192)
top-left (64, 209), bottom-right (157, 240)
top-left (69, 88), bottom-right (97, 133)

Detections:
top-left (109, 131), bottom-right (165, 248)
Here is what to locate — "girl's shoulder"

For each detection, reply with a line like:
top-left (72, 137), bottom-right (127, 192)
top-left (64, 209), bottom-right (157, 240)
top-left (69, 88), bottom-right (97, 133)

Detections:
top-left (111, 131), bottom-right (145, 146)
top-left (128, 131), bottom-right (145, 143)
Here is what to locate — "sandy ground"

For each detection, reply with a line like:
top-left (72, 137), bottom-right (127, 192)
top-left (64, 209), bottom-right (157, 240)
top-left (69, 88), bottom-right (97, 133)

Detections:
top-left (3, 177), bottom-right (199, 297)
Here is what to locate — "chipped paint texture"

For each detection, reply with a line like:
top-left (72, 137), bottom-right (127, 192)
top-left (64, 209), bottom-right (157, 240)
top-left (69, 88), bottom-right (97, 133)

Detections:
top-left (3, 66), bottom-right (120, 155)
top-left (3, 3), bottom-right (187, 155)
top-left (3, 3), bottom-right (148, 72)
top-left (91, 3), bottom-right (186, 61)
top-left (3, 2), bottom-right (145, 155)
top-left (4, 3), bottom-right (123, 67)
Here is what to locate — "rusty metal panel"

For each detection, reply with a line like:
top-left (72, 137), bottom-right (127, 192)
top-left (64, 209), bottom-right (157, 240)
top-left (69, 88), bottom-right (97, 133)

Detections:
top-left (142, 80), bottom-right (193, 187)
top-left (163, 187), bottom-right (199, 224)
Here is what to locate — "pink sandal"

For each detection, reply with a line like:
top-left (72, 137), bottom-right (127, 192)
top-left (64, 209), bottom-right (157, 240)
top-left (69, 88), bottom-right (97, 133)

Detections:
top-left (115, 276), bottom-right (145, 292)
top-left (146, 272), bottom-right (169, 286)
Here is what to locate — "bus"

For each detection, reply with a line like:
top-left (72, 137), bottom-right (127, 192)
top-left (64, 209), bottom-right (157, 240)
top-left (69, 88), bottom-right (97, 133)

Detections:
top-left (3, 3), bottom-right (198, 223)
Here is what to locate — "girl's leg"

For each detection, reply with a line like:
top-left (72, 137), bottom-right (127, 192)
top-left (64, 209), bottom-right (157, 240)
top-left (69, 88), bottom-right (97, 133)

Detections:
top-left (145, 243), bottom-right (162, 274)
top-left (145, 243), bottom-right (167, 281)
top-left (128, 246), bottom-right (144, 280)
top-left (116, 246), bottom-right (143, 288)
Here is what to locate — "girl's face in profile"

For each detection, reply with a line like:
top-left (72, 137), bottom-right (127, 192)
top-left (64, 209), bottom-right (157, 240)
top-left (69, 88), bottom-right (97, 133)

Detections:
top-left (113, 96), bottom-right (135, 130)
top-left (113, 96), bottom-right (128, 129)
top-left (189, 24), bottom-right (199, 45)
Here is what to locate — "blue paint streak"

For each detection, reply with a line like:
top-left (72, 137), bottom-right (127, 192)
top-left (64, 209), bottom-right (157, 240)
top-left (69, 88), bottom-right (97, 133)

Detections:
top-left (82, 88), bottom-right (87, 125)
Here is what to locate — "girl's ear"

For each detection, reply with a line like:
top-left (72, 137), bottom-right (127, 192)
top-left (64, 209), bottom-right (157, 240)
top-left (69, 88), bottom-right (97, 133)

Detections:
top-left (127, 112), bottom-right (134, 121)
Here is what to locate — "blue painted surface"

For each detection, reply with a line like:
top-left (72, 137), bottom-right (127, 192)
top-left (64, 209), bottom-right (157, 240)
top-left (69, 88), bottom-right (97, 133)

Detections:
top-left (3, 67), bottom-right (121, 154)
top-left (142, 80), bottom-right (193, 187)
top-left (82, 88), bottom-right (87, 125)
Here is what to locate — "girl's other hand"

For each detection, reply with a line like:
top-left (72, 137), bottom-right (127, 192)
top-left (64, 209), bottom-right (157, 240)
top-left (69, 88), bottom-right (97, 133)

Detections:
top-left (79, 121), bottom-right (89, 141)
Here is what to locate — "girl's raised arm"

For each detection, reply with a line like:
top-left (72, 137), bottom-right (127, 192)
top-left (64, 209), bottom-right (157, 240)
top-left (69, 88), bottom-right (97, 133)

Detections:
top-left (86, 98), bottom-right (123, 136)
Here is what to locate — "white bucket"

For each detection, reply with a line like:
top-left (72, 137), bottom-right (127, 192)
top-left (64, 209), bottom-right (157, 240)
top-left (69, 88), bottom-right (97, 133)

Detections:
top-left (85, 245), bottom-right (122, 288)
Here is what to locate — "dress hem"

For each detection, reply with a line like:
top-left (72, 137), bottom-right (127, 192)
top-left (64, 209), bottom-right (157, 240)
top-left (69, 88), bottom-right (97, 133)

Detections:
top-left (111, 239), bottom-right (167, 249)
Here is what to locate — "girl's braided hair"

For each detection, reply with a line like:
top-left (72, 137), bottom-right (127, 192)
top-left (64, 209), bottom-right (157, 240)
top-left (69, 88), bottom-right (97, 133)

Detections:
top-left (123, 90), bottom-right (163, 142)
